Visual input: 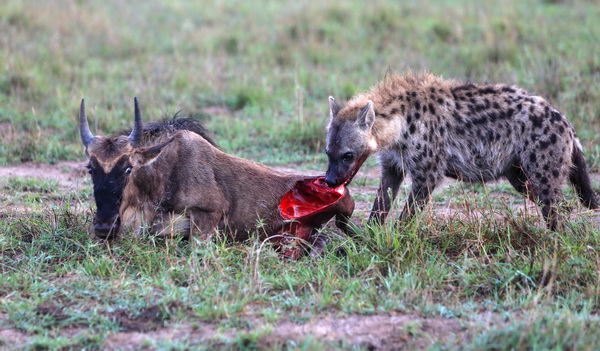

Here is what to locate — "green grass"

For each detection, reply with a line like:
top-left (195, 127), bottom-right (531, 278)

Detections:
top-left (463, 312), bottom-right (600, 351)
top-left (0, 176), bottom-right (90, 211)
top-left (1, 0), bottom-right (600, 349)
top-left (0, 0), bottom-right (599, 167)
top-left (1, 183), bottom-right (599, 348)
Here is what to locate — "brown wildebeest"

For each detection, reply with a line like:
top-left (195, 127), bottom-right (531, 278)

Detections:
top-left (81, 98), bottom-right (355, 258)
top-left (78, 97), bottom-right (216, 239)
top-left (120, 131), bottom-right (355, 258)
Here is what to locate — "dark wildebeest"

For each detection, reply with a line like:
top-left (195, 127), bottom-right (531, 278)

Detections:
top-left (79, 97), bottom-right (216, 239)
top-left (80, 98), bottom-right (354, 257)
top-left (119, 133), bottom-right (355, 258)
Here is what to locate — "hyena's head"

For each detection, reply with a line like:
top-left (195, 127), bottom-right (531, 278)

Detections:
top-left (325, 96), bottom-right (378, 187)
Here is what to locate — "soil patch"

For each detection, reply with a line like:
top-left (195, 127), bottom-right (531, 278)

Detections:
top-left (102, 312), bottom-right (464, 350)
top-left (269, 313), bottom-right (463, 350)
top-left (108, 305), bottom-right (169, 332)
top-left (0, 328), bottom-right (29, 349)
top-left (0, 160), bottom-right (87, 191)
top-left (35, 302), bottom-right (69, 322)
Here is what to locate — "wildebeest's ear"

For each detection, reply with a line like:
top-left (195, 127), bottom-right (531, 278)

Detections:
top-left (357, 100), bottom-right (375, 131)
top-left (328, 96), bottom-right (341, 118)
top-left (138, 137), bottom-right (175, 165)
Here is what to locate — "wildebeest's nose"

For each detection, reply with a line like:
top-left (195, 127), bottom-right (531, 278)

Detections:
top-left (94, 214), bottom-right (120, 239)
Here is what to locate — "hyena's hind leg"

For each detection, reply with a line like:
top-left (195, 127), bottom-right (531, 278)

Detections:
top-left (520, 148), bottom-right (571, 231)
top-left (569, 146), bottom-right (599, 209)
top-left (504, 163), bottom-right (536, 201)
top-left (504, 162), bottom-right (561, 228)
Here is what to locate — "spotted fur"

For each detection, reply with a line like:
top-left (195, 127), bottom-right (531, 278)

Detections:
top-left (325, 72), bottom-right (597, 230)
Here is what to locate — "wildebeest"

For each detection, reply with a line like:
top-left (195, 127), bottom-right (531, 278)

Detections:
top-left (80, 98), bottom-right (354, 257)
top-left (325, 72), bottom-right (597, 230)
top-left (79, 97), bottom-right (216, 239)
top-left (119, 133), bottom-right (354, 257)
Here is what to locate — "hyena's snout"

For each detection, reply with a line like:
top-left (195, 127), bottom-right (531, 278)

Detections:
top-left (325, 163), bottom-right (350, 187)
top-left (325, 153), bottom-right (368, 187)
top-left (324, 164), bottom-right (344, 187)
top-left (324, 173), bottom-right (340, 187)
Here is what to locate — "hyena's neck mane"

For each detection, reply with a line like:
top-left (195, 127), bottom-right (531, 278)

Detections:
top-left (341, 72), bottom-right (450, 147)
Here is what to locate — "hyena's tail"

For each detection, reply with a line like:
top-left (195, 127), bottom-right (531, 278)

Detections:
top-left (569, 145), bottom-right (598, 209)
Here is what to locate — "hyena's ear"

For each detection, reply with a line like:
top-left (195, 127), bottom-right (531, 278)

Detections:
top-left (357, 100), bottom-right (375, 131)
top-left (138, 137), bottom-right (175, 166)
top-left (328, 96), bottom-right (341, 118)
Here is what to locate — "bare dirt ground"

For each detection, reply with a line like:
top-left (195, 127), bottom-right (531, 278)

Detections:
top-left (1, 161), bottom-right (599, 349)
top-left (0, 309), bottom-right (477, 350)
top-left (0, 160), bottom-right (87, 191)
top-left (102, 312), bottom-right (467, 350)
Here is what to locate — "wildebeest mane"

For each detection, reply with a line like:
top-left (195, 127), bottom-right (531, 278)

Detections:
top-left (120, 115), bottom-right (218, 148)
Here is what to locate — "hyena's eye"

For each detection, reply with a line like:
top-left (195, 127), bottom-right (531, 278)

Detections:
top-left (343, 152), bottom-right (354, 162)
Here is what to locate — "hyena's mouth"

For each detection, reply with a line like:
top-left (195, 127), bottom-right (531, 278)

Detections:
top-left (341, 155), bottom-right (369, 186)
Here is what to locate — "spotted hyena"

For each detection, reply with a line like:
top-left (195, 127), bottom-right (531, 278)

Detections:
top-left (324, 72), bottom-right (598, 230)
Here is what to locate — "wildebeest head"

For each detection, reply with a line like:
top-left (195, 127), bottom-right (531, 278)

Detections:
top-left (324, 96), bottom-right (378, 187)
top-left (79, 97), bottom-right (144, 239)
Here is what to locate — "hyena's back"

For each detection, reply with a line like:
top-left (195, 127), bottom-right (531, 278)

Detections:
top-left (428, 81), bottom-right (597, 219)
top-left (439, 83), bottom-right (577, 187)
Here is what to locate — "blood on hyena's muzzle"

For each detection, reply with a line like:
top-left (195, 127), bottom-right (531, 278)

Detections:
top-left (325, 153), bottom-right (369, 187)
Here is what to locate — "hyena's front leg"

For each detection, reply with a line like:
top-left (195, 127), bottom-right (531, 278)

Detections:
top-left (368, 166), bottom-right (404, 225)
top-left (335, 191), bottom-right (356, 235)
top-left (399, 166), bottom-right (443, 222)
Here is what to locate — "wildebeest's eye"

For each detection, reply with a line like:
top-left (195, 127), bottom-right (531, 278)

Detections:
top-left (87, 167), bottom-right (93, 175)
top-left (343, 152), bottom-right (354, 162)
top-left (125, 167), bottom-right (132, 175)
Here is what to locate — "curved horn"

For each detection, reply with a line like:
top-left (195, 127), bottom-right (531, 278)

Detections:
top-left (129, 97), bottom-right (143, 147)
top-left (79, 98), bottom-right (94, 147)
